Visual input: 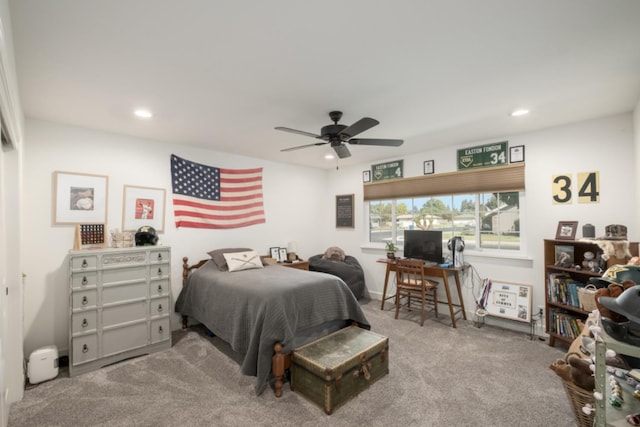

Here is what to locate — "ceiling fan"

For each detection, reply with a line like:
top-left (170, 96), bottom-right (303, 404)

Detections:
top-left (275, 111), bottom-right (403, 159)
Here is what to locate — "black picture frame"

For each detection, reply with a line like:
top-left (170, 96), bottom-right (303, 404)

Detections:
top-left (278, 248), bottom-right (287, 262)
top-left (335, 194), bottom-right (354, 228)
top-left (555, 221), bottom-right (578, 240)
top-left (423, 160), bottom-right (434, 175)
top-left (509, 145), bottom-right (525, 163)
top-left (270, 247), bottom-right (280, 260)
top-left (363, 170), bottom-right (371, 183)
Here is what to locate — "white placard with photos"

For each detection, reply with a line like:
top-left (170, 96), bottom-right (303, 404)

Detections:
top-left (122, 185), bottom-right (166, 232)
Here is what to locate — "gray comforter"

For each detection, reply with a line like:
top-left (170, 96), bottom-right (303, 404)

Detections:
top-left (174, 260), bottom-right (370, 395)
top-left (308, 254), bottom-right (369, 300)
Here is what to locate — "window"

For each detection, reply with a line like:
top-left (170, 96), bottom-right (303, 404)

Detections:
top-left (368, 192), bottom-right (520, 252)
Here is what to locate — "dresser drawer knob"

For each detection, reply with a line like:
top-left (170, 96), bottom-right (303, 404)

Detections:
top-left (81, 276), bottom-right (88, 286)
top-left (82, 296), bottom-right (88, 305)
top-left (157, 253), bottom-right (163, 261)
top-left (157, 268), bottom-right (162, 276)
top-left (157, 284), bottom-right (163, 294)
top-left (157, 304), bottom-right (163, 313)
top-left (158, 325), bottom-right (164, 333)
top-left (82, 318), bottom-right (88, 327)
top-left (82, 344), bottom-right (89, 353)
top-left (81, 259), bottom-right (88, 268)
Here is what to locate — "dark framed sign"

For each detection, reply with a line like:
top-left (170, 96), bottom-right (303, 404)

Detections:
top-left (335, 194), bottom-right (354, 228)
top-left (372, 160), bottom-right (403, 182)
top-left (509, 145), bottom-right (525, 163)
top-left (457, 141), bottom-right (508, 170)
top-left (423, 160), bottom-right (434, 175)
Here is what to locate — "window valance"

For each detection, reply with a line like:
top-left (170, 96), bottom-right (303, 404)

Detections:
top-left (363, 163), bottom-right (525, 201)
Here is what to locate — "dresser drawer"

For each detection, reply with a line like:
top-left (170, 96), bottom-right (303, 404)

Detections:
top-left (70, 271), bottom-right (98, 289)
top-left (150, 279), bottom-right (170, 298)
top-left (102, 265), bottom-right (147, 285)
top-left (150, 264), bottom-right (170, 280)
top-left (70, 255), bottom-right (98, 271)
top-left (150, 249), bottom-right (170, 264)
top-left (72, 334), bottom-right (98, 365)
top-left (150, 297), bottom-right (170, 318)
top-left (102, 322), bottom-right (148, 357)
top-left (103, 282), bottom-right (147, 305)
top-left (103, 300), bottom-right (147, 327)
top-left (72, 289), bottom-right (97, 310)
top-left (101, 251), bottom-right (147, 267)
top-left (151, 318), bottom-right (171, 343)
top-left (71, 311), bottom-right (97, 335)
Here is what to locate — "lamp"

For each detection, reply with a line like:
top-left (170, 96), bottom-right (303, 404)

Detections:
top-left (287, 241), bottom-right (298, 262)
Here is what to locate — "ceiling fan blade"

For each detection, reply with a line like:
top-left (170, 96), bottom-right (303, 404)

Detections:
top-left (280, 142), bottom-right (327, 152)
top-left (333, 144), bottom-right (351, 158)
top-left (338, 117), bottom-right (379, 139)
top-left (275, 126), bottom-right (321, 139)
top-left (348, 138), bottom-right (404, 147)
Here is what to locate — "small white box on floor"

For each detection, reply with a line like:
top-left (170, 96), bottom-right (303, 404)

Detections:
top-left (28, 345), bottom-right (59, 384)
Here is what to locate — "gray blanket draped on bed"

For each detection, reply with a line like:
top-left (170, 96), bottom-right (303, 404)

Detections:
top-left (174, 261), bottom-right (370, 395)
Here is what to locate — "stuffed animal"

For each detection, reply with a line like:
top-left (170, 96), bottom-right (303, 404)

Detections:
top-left (567, 353), bottom-right (595, 391)
top-left (595, 281), bottom-right (635, 322)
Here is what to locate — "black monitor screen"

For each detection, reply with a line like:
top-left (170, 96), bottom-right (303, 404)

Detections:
top-left (403, 230), bottom-right (443, 264)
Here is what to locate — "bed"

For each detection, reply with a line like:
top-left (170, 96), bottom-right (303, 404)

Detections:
top-left (175, 252), bottom-right (370, 397)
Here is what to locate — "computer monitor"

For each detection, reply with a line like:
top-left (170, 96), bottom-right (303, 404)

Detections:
top-left (403, 230), bottom-right (443, 264)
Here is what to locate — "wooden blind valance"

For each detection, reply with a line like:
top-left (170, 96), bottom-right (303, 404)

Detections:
top-left (363, 163), bottom-right (525, 201)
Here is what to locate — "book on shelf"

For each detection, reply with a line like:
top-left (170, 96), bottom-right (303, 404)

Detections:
top-left (549, 309), bottom-right (582, 339)
top-left (546, 272), bottom-right (585, 308)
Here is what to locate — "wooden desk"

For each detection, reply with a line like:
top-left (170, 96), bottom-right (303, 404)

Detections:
top-left (377, 258), bottom-right (467, 328)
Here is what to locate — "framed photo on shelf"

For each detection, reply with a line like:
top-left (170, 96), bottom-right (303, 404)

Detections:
top-left (362, 170), bottom-right (371, 183)
top-left (554, 244), bottom-right (575, 267)
top-left (270, 247), bottom-right (280, 261)
top-left (423, 160), bottom-right (434, 175)
top-left (54, 171), bottom-right (108, 224)
top-left (556, 221), bottom-right (578, 240)
top-left (509, 145), bottom-right (525, 163)
top-left (279, 248), bottom-right (288, 262)
top-left (122, 185), bottom-right (166, 232)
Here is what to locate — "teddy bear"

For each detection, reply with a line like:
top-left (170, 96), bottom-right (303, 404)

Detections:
top-left (549, 350), bottom-right (630, 391)
top-left (595, 280), bottom-right (636, 322)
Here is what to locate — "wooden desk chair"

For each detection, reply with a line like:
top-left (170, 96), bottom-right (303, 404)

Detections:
top-left (394, 259), bottom-right (439, 326)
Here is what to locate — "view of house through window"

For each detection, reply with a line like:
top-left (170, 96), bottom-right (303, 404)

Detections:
top-left (369, 192), bottom-right (520, 251)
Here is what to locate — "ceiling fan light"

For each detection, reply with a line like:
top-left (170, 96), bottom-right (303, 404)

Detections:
top-left (510, 109), bottom-right (529, 117)
top-left (134, 109), bottom-right (153, 119)
top-left (324, 154), bottom-right (335, 160)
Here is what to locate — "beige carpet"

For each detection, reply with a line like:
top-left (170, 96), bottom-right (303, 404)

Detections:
top-left (9, 301), bottom-right (574, 426)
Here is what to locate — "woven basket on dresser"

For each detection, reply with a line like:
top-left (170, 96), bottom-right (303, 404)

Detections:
top-left (562, 379), bottom-right (594, 427)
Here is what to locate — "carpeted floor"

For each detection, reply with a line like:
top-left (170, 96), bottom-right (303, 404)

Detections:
top-left (9, 301), bottom-right (574, 426)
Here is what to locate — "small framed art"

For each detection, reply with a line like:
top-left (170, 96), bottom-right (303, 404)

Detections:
top-left (122, 185), bottom-right (166, 232)
top-left (54, 171), bottom-right (108, 224)
top-left (363, 170), bottom-right (371, 183)
top-left (279, 248), bottom-right (288, 262)
top-left (270, 247), bottom-right (280, 261)
top-left (555, 221), bottom-right (578, 240)
top-left (423, 160), bottom-right (434, 175)
top-left (509, 145), bottom-right (525, 163)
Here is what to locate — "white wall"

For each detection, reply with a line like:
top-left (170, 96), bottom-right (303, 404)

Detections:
top-left (20, 119), bottom-right (334, 356)
top-left (323, 113), bottom-right (637, 333)
top-left (20, 112), bottom-right (638, 356)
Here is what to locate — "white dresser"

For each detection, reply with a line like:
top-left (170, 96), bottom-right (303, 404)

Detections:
top-left (68, 246), bottom-right (172, 376)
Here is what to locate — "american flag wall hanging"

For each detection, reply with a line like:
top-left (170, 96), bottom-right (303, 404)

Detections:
top-left (170, 154), bottom-right (265, 229)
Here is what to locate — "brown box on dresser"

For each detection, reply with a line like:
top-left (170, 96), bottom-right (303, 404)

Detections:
top-left (290, 326), bottom-right (389, 415)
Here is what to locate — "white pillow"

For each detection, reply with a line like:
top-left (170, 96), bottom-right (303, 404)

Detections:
top-left (223, 250), bottom-right (264, 272)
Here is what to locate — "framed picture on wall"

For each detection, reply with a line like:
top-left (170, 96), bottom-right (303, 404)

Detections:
top-left (423, 160), bottom-right (434, 175)
top-left (122, 185), bottom-right (166, 232)
top-left (363, 170), bottom-right (371, 183)
top-left (54, 171), bottom-right (108, 224)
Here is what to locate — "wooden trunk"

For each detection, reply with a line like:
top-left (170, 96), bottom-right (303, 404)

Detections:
top-left (290, 326), bottom-right (389, 415)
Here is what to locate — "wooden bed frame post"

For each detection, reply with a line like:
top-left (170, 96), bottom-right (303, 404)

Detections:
top-left (272, 343), bottom-right (285, 398)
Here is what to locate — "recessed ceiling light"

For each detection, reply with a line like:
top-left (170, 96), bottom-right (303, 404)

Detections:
top-left (134, 109), bottom-right (153, 119)
top-left (510, 109), bottom-right (529, 117)
top-left (325, 154), bottom-right (335, 160)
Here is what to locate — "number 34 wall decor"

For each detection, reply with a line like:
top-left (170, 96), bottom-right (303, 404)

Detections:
top-left (552, 171), bottom-right (599, 204)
